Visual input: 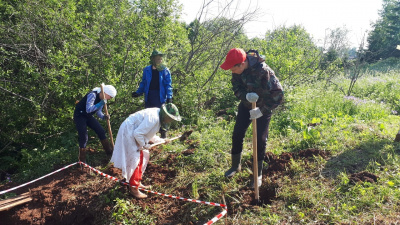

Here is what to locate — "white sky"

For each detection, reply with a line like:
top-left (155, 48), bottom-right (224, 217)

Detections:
top-left (178, 0), bottom-right (383, 48)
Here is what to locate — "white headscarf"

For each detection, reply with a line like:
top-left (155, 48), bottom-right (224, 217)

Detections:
top-left (92, 84), bottom-right (117, 98)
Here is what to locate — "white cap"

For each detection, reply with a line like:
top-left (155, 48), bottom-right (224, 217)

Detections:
top-left (102, 84), bottom-right (117, 98)
top-left (92, 84), bottom-right (117, 98)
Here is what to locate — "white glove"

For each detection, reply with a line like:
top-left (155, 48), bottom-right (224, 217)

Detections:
top-left (139, 144), bottom-right (151, 151)
top-left (249, 108), bottom-right (263, 120)
top-left (246, 92), bottom-right (259, 103)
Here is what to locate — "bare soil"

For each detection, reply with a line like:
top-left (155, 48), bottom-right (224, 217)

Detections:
top-left (0, 148), bottom-right (341, 224)
top-left (349, 171), bottom-right (379, 184)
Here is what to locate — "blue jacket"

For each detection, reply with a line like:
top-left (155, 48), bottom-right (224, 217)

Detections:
top-left (135, 65), bottom-right (173, 103)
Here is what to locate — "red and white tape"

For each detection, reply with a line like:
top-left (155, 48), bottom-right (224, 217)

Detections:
top-left (0, 162), bottom-right (78, 195)
top-left (0, 161), bottom-right (227, 224)
top-left (79, 161), bottom-right (227, 225)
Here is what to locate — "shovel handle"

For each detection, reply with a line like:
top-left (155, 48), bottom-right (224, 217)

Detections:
top-left (252, 102), bottom-right (259, 200)
top-left (101, 84), bottom-right (114, 147)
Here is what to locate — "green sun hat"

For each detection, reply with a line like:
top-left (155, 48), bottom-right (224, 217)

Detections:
top-left (150, 49), bottom-right (164, 58)
top-left (161, 103), bottom-right (181, 122)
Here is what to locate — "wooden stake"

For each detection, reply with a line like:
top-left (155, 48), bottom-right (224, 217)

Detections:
top-left (101, 84), bottom-right (114, 147)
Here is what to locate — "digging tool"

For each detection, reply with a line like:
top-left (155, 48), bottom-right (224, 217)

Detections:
top-left (251, 102), bottom-right (259, 201)
top-left (101, 83), bottom-right (114, 147)
top-left (149, 130), bottom-right (193, 148)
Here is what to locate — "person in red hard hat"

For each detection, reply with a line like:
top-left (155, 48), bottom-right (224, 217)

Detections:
top-left (220, 48), bottom-right (284, 188)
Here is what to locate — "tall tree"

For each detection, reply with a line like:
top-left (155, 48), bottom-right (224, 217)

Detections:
top-left (0, 0), bottom-right (186, 174)
top-left (255, 25), bottom-right (320, 86)
top-left (367, 0), bottom-right (400, 61)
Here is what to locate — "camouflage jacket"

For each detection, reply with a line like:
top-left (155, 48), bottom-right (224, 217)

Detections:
top-left (231, 55), bottom-right (284, 115)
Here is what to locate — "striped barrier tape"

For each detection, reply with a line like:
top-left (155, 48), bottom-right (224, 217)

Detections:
top-left (0, 161), bottom-right (227, 224)
top-left (79, 161), bottom-right (227, 225)
top-left (0, 162), bottom-right (78, 195)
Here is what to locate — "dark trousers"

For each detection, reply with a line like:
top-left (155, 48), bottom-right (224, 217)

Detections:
top-left (145, 90), bottom-right (162, 108)
top-left (74, 115), bottom-right (106, 148)
top-left (231, 102), bottom-right (272, 161)
top-left (145, 89), bottom-right (166, 136)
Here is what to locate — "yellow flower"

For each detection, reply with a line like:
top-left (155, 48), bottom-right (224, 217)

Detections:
top-left (397, 45), bottom-right (400, 50)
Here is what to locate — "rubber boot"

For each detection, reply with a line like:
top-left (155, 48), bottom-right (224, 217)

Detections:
top-left (395, 132), bottom-right (400, 142)
top-left (79, 147), bottom-right (86, 162)
top-left (224, 153), bottom-right (242, 178)
top-left (101, 139), bottom-right (113, 156)
top-left (249, 160), bottom-right (263, 189)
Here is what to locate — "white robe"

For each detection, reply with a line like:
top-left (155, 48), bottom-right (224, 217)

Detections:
top-left (110, 108), bottom-right (161, 180)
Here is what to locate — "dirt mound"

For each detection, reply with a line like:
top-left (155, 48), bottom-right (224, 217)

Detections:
top-left (264, 152), bottom-right (292, 172)
top-left (236, 149), bottom-right (330, 208)
top-left (0, 167), bottom-right (117, 225)
top-left (165, 153), bottom-right (178, 165)
top-left (0, 159), bottom-right (214, 225)
top-left (179, 129), bottom-right (193, 142)
top-left (349, 171), bottom-right (379, 184)
top-left (264, 151), bottom-right (277, 162)
top-left (268, 158), bottom-right (291, 171)
top-left (184, 139), bottom-right (200, 149)
top-left (263, 149), bottom-right (329, 173)
top-left (298, 148), bottom-right (329, 159)
top-left (181, 148), bottom-right (196, 156)
top-left (0, 147), bottom-right (331, 224)
top-left (145, 162), bottom-right (177, 184)
top-left (229, 180), bottom-right (279, 213)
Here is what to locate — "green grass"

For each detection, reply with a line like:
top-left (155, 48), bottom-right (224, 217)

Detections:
top-left (6, 67), bottom-right (400, 224)
top-left (145, 70), bottom-right (400, 224)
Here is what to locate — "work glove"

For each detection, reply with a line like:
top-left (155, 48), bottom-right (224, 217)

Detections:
top-left (95, 100), bottom-right (105, 108)
top-left (249, 107), bottom-right (263, 120)
top-left (132, 92), bottom-right (140, 98)
top-left (166, 98), bottom-right (172, 104)
top-left (139, 144), bottom-right (151, 151)
top-left (103, 114), bottom-right (110, 121)
top-left (246, 92), bottom-right (259, 103)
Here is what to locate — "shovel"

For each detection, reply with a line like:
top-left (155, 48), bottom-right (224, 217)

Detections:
top-left (149, 130), bottom-right (193, 148)
top-left (251, 102), bottom-right (259, 201)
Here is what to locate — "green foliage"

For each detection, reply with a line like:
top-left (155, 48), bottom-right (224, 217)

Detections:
top-left (253, 25), bottom-right (320, 85)
top-left (112, 197), bottom-right (156, 224)
top-left (2, 1), bottom-right (400, 224)
top-left (0, 0), bottom-right (187, 177)
top-left (367, 0), bottom-right (400, 61)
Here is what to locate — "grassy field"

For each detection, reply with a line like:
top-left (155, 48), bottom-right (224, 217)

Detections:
top-left (3, 64), bottom-right (400, 224)
top-left (130, 69), bottom-right (400, 224)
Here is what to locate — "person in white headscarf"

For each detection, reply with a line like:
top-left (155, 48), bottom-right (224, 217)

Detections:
top-left (73, 84), bottom-right (117, 162)
top-left (110, 103), bottom-right (181, 198)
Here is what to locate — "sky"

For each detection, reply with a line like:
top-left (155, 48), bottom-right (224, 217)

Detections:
top-left (177, 0), bottom-right (383, 48)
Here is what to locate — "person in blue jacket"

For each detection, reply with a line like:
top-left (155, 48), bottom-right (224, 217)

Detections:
top-left (132, 50), bottom-right (173, 138)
